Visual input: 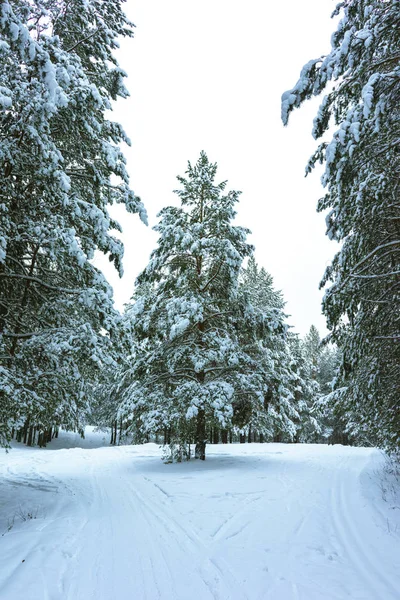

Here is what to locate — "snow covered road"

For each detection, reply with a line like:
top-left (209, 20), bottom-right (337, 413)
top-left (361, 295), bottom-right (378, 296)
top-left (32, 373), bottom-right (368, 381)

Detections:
top-left (1, 431), bottom-right (399, 600)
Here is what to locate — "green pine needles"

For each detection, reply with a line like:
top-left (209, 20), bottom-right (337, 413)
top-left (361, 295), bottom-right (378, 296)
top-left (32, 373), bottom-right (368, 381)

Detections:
top-left (0, 0), bottom-right (146, 446)
top-left (117, 153), bottom-right (305, 460)
top-left (282, 0), bottom-right (400, 452)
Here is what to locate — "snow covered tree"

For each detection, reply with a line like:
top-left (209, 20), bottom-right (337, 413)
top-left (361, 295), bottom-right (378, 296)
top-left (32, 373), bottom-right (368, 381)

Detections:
top-left (285, 332), bottom-right (321, 443)
top-left (282, 0), bottom-right (400, 451)
top-left (300, 326), bottom-right (348, 443)
top-left (240, 258), bottom-right (310, 442)
top-left (318, 344), bottom-right (340, 397)
top-left (118, 153), bottom-right (300, 460)
top-left (240, 260), bottom-right (323, 442)
top-left (316, 344), bottom-right (352, 445)
top-left (302, 325), bottom-right (322, 381)
top-left (0, 1), bottom-right (146, 446)
top-left (240, 257), bottom-right (285, 312)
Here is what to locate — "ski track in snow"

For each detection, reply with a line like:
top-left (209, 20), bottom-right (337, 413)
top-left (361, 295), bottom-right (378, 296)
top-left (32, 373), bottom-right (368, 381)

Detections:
top-left (0, 429), bottom-right (399, 600)
top-left (329, 456), bottom-right (399, 599)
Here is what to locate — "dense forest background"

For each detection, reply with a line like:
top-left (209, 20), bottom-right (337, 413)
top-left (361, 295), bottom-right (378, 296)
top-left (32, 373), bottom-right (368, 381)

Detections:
top-left (0, 0), bottom-right (398, 459)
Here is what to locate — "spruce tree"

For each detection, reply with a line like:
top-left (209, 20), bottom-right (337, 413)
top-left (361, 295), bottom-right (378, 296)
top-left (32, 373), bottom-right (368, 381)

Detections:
top-left (282, 0), bottom-right (400, 451)
top-left (118, 153), bottom-right (299, 460)
top-left (0, 1), bottom-right (146, 446)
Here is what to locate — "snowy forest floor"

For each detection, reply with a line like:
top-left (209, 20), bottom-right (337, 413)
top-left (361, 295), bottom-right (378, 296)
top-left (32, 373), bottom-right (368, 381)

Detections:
top-left (0, 429), bottom-right (399, 600)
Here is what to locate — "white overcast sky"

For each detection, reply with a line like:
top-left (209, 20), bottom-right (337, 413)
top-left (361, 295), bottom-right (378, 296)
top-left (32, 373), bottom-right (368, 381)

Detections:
top-left (99, 0), bottom-right (340, 337)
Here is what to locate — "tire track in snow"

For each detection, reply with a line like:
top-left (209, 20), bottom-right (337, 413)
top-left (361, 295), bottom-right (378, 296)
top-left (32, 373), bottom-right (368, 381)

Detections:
top-left (338, 469), bottom-right (399, 598)
top-left (131, 476), bottom-right (250, 600)
top-left (131, 482), bottom-right (230, 599)
top-left (65, 451), bottom-right (194, 600)
top-left (124, 482), bottom-right (178, 599)
top-left (3, 442), bottom-right (399, 600)
top-left (128, 480), bottom-right (217, 599)
top-left (0, 458), bottom-right (89, 600)
top-left (69, 455), bottom-right (166, 600)
top-left (330, 456), bottom-right (399, 600)
top-left (210, 494), bottom-right (262, 542)
top-left (143, 472), bottom-right (263, 546)
top-left (56, 452), bottom-right (104, 599)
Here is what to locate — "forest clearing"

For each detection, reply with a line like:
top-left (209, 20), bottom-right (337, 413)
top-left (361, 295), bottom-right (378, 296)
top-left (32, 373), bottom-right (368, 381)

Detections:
top-left (1, 428), bottom-right (399, 600)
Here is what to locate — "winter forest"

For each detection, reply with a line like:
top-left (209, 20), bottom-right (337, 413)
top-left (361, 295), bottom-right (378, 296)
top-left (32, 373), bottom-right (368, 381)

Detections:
top-left (0, 1), bottom-right (399, 599)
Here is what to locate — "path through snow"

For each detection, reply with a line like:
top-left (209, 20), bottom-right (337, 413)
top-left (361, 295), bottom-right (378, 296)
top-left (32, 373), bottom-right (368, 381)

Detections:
top-left (0, 429), bottom-right (399, 599)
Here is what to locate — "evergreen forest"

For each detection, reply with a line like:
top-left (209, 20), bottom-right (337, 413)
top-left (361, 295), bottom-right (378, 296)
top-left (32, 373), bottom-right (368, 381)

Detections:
top-left (0, 0), bottom-right (398, 461)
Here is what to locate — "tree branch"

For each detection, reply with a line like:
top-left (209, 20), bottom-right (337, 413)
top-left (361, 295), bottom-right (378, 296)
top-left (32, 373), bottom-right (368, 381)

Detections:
top-left (66, 27), bottom-right (102, 53)
top-left (0, 273), bottom-right (82, 294)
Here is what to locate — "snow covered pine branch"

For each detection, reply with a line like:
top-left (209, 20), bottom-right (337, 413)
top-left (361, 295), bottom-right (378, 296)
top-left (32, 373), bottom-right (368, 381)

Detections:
top-left (114, 152), bottom-right (318, 461)
top-left (0, 0), bottom-right (147, 447)
top-left (282, 0), bottom-right (400, 452)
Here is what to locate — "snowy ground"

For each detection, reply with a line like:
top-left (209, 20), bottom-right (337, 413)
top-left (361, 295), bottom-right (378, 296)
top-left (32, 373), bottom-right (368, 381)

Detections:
top-left (0, 429), bottom-right (399, 600)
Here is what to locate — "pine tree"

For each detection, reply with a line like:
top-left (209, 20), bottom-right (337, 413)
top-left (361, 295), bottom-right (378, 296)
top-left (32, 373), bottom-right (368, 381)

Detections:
top-left (240, 260), bottom-right (323, 442)
top-left (240, 257), bottom-right (285, 311)
top-left (317, 344), bottom-right (352, 445)
top-left (318, 345), bottom-right (340, 397)
top-left (282, 0), bottom-right (400, 451)
top-left (286, 332), bottom-right (321, 443)
top-left (118, 153), bottom-right (299, 460)
top-left (0, 1), bottom-right (146, 446)
top-left (301, 326), bottom-right (347, 443)
top-left (240, 258), bottom-right (307, 442)
top-left (302, 326), bottom-right (322, 381)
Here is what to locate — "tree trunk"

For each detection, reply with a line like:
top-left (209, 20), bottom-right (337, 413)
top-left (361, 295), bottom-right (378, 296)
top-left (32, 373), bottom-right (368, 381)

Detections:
top-left (239, 433), bottom-right (245, 444)
top-left (38, 430), bottom-right (46, 448)
top-left (119, 418), bottom-right (123, 445)
top-left (229, 430), bottom-right (233, 444)
top-left (23, 418), bottom-right (30, 444)
top-left (221, 429), bottom-right (228, 444)
top-left (213, 426), bottom-right (219, 445)
top-left (27, 426), bottom-right (34, 447)
top-left (247, 426), bottom-right (252, 443)
top-left (259, 432), bottom-right (264, 443)
top-left (195, 409), bottom-right (206, 460)
top-left (164, 428), bottom-right (171, 445)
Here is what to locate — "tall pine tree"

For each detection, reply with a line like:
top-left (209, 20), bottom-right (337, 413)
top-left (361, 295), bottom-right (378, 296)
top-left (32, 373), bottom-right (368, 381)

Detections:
top-left (239, 258), bottom-right (316, 442)
top-left (282, 0), bottom-right (400, 451)
top-left (118, 153), bottom-right (300, 460)
top-left (0, 1), bottom-right (146, 446)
